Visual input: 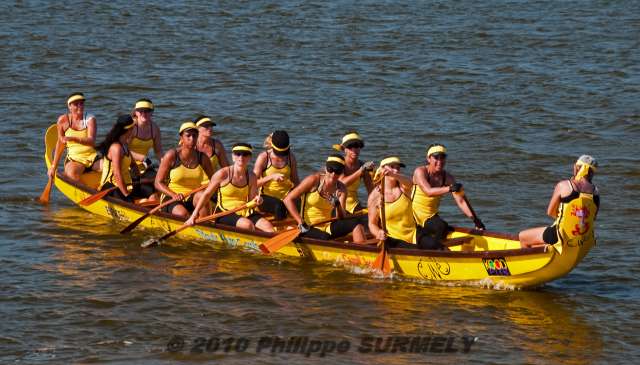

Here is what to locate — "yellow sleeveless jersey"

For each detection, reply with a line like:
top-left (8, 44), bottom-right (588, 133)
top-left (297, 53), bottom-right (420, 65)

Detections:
top-left (261, 157), bottom-right (293, 200)
top-left (167, 152), bottom-right (207, 195)
top-left (345, 175), bottom-right (361, 214)
top-left (300, 179), bottom-right (334, 233)
top-left (384, 192), bottom-right (417, 244)
top-left (217, 168), bottom-right (252, 217)
top-left (200, 140), bottom-right (221, 185)
top-left (411, 185), bottom-right (442, 225)
top-left (99, 145), bottom-right (133, 190)
top-left (129, 136), bottom-right (154, 171)
top-left (65, 120), bottom-right (97, 167)
top-left (553, 186), bottom-right (598, 249)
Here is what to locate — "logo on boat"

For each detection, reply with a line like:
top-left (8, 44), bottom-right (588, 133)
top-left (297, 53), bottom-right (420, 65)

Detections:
top-left (482, 257), bottom-right (511, 276)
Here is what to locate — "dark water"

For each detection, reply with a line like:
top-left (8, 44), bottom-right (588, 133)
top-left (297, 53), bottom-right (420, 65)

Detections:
top-left (1, 0), bottom-right (639, 363)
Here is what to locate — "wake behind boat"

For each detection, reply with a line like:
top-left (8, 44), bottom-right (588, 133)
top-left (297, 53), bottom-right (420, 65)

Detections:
top-left (42, 124), bottom-right (595, 289)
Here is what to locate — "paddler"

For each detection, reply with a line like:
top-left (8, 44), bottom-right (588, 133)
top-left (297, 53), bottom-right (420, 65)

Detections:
top-left (129, 98), bottom-right (163, 178)
top-left (253, 130), bottom-right (299, 220)
top-left (95, 115), bottom-right (146, 201)
top-left (283, 154), bottom-right (366, 243)
top-left (333, 131), bottom-right (375, 214)
top-left (411, 144), bottom-right (485, 249)
top-left (186, 143), bottom-right (274, 233)
top-left (154, 122), bottom-right (214, 218)
top-left (519, 155), bottom-right (600, 248)
top-left (195, 115), bottom-right (229, 175)
top-left (368, 157), bottom-right (421, 249)
top-left (48, 92), bottom-right (101, 182)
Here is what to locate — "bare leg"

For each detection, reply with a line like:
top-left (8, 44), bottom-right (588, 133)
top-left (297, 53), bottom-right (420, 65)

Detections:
top-left (255, 217), bottom-right (275, 233)
top-left (519, 226), bottom-right (547, 248)
top-left (236, 217), bottom-right (255, 231)
top-left (193, 191), bottom-right (210, 218)
top-left (352, 224), bottom-right (365, 243)
top-left (171, 204), bottom-right (190, 219)
top-left (64, 161), bottom-right (85, 181)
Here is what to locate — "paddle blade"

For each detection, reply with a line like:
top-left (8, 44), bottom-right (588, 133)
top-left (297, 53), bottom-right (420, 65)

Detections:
top-left (37, 178), bottom-right (54, 204)
top-left (120, 214), bottom-right (148, 234)
top-left (79, 187), bottom-right (116, 206)
top-left (259, 228), bottom-right (300, 254)
top-left (372, 242), bottom-right (391, 275)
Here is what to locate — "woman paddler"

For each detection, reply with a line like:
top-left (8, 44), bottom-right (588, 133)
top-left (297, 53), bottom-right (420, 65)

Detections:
top-left (154, 122), bottom-right (214, 218)
top-left (519, 155), bottom-right (600, 248)
top-left (253, 130), bottom-right (299, 220)
top-left (283, 154), bottom-right (366, 243)
top-left (129, 98), bottom-right (163, 178)
top-left (186, 143), bottom-right (274, 233)
top-left (48, 92), bottom-right (101, 182)
top-left (195, 115), bottom-right (229, 176)
top-left (368, 157), bottom-right (445, 250)
top-left (411, 144), bottom-right (485, 249)
top-left (333, 132), bottom-right (374, 214)
top-left (95, 115), bottom-right (146, 202)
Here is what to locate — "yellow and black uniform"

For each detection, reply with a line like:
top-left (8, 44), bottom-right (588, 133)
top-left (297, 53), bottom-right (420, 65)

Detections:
top-left (259, 153), bottom-right (294, 220)
top-left (299, 176), bottom-right (360, 241)
top-left (200, 140), bottom-right (221, 185)
top-left (162, 149), bottom-right (207, 213)
top-left (384, 192), bottom-right (418, 245)
top-left (215, 166), bottom-right (264, 227)
top-left (65, 113), bottom-right (98, 169)
top-left (98, 144), bottom-right (145, 202)
top-left (129, 125), bottom-right (155, 173)
top-left (411, 170), bottom-right (450, 247)
top-left (542, 181), bottom-right (600, 247)
top-left (345, 173), bottom-right (364, 214)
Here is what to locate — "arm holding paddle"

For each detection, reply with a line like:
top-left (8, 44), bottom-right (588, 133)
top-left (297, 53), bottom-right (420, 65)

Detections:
top-left (283, 173), bottom-right (321, 231)
top-left (184, 167), bottom-right (227, 227)
top-left (449, 180), bottom-right (486, 230)
top-left (154, 149), bottom-right (184, 202)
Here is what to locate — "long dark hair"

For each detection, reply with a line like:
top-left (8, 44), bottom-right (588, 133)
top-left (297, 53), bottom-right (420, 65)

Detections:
top-left (97, 115), bottom-right (134, 156)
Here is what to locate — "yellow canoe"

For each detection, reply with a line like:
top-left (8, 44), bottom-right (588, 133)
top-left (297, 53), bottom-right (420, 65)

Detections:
top-left (43, 125), bottom-right (594, 289)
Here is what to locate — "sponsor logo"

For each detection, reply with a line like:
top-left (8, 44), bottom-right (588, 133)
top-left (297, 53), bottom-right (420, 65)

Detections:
top-left (482, 257), bottom-right (511, 276)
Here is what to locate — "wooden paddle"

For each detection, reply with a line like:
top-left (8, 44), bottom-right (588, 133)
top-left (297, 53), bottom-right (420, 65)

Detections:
top-left (372, 177), bottom-right (391, 275)
top-left (120, 184), bottom-right (207, 234)
top-left (258, 216), bottom-right (339, 254)
top-left (78, 178), bottom-right (154, 206)
top-left (38, 140), bottom-right (65, 204)
top-left (460, 193), bottom-right (485, 230)
top-left (141, 199), bottom-right (257, 248)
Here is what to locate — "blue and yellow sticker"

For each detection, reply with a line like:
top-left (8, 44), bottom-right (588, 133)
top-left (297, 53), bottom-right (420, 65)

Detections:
top-left (482, 257), bottom-right (511, 276)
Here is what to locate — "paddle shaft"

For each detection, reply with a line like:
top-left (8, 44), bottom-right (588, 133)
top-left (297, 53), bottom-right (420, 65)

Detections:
top-left (79, 178), bottom-right (154, 206)
top-left (120, 184), bottom-right (207, 234)
top-left (38, 140), bottom-right (65, 204)
top-left (144, 200), bottom-right (255, 247)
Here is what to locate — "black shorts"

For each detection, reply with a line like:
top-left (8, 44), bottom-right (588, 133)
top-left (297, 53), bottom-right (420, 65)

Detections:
top-left (301, 218), bottom-right (361, 240)
top-left (419, 214), bottom-right (450, 241)
top-left (543, 225), bottom-right (559, 244)
top-left (101, 182), bottom-right (147, 203)
top-left (217, 212), bottom-right (264, 227)
top-left (162, 196), bottom-right (195, 214)
top-left (260, 194), bottom-right (288, 221)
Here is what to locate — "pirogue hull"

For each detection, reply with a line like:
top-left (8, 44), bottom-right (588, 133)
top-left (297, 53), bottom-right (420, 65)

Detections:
top-left (43, 125), bottom-right (594, 289)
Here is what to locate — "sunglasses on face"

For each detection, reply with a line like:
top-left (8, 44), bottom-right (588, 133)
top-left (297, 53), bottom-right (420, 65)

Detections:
top-left (346, 143), bottom-right (364, 149)
top-left (233, 151), bottom-right (251, 157)
top-left (326, 166), bottom-right (344, 174)
top-left (432, 154), bottom-right (447, 161)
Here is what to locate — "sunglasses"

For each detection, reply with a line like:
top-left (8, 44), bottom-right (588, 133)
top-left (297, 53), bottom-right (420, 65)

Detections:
top-left (233, 151), bottom-right (251, 157)
top-left (431, 154), bottom-right (447, 161)
top-left (326, 166), bottom-right (344, 174)
top-left (345, 142), bottom-right (364, 149)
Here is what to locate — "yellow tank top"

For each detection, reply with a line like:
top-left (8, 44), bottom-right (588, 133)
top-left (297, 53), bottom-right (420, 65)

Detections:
top-left (200, 141), bottom-right (220, 185)
top-left (65, 115), bottom-right (97, 168)
top-left (99, 145), bottom-right (132, 190)
top-left (345, 175), bottom-right (361, 214)
top-left (167, 151), bottom-right (207, 195)
top-left (129, 124), bottom-right (156, 171)
top-left (216, 167), bottom-right (251, 217)
top-left (384, 192), bottom-right (417, 244)
top-left (411, 185), bottom-right (442, 225)
top-left (553, 182), bottom-right (598, 248)
top-left (261, 154), bottom-right (293, 200)
top-left (300, 178), bottom-right (334, 233)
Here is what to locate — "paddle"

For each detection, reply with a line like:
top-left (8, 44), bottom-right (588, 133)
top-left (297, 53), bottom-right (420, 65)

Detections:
top-left (141, 199), bottom-right (257, 248)
top-left (38, 140), bottom-right (65, 204)
top-left (78, 179), bottom-right (154, 206)
top-left (258, 216), bottom-right (337, 254)
top-left (460, 193), bottom-right (485, 230)
top-left (372, 176), bottom-right (391, 275)
top-left (120, 184), bottom-right (207, 234)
